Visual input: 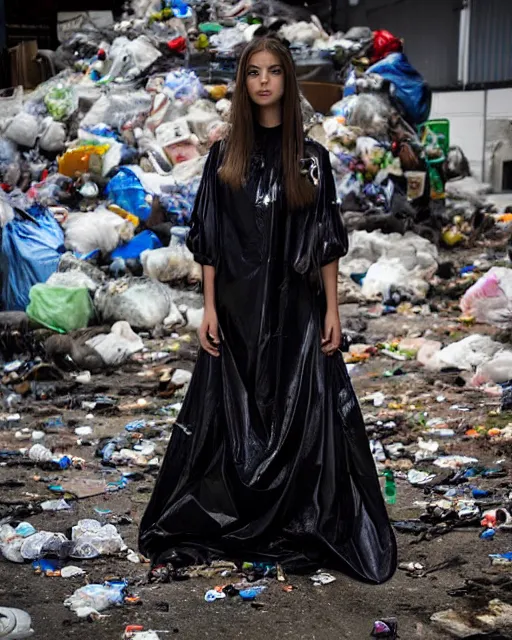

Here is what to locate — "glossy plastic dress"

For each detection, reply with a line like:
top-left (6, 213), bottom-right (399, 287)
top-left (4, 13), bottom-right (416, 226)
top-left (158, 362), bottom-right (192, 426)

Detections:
top-left (139, 125), bottom-right (397, 584)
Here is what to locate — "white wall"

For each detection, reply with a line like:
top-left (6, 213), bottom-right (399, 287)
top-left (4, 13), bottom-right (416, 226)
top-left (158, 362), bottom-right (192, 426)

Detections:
top-left (430, 91), bottom-right (485, 180)
top-left (487, 88), bottom-right (512, 119)
top-left (430, 88), bottom-right (512, 187)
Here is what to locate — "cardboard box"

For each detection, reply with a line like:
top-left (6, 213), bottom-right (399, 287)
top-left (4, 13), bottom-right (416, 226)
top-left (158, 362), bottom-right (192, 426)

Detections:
top-left (9, 40), bottom-right (42, 89)
top-left (299, 82), bottom-right (342, 115)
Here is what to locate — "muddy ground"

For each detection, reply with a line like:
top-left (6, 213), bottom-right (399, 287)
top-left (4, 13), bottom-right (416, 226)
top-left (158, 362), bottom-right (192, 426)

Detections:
top-left (1, 243), bottom-right (512, 640)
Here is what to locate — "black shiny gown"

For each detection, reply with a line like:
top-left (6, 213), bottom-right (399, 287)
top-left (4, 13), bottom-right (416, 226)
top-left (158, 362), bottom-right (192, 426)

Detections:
top-left (139, 124), bottom-right (397, 584)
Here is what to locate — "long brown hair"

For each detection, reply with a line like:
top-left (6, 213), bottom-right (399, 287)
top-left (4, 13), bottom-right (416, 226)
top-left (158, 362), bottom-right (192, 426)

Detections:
top-left (218, 35), bottom-right (315, 210)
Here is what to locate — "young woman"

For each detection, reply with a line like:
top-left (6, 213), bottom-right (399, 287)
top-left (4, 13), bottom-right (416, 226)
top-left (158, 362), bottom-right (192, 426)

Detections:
top-left (139, 35), bottom-right (397, 585)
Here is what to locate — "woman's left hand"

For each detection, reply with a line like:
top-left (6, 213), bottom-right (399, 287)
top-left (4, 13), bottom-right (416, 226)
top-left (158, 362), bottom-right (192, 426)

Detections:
top-left (322, 308), bottom-right (342, 356)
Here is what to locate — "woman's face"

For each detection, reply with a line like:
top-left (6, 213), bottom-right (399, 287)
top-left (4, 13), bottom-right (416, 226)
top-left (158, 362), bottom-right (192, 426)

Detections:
top-left (246, 50), bottom-right (285, 109)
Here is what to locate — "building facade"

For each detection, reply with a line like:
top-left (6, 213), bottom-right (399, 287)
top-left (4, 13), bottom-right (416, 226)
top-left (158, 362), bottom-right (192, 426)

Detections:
top-left (340, 0), bottom-right (512, 189)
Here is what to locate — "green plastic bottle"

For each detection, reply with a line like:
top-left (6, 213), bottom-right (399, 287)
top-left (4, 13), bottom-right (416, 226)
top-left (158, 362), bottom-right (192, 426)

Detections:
top-left (384, 469), bottom-right (396, 505)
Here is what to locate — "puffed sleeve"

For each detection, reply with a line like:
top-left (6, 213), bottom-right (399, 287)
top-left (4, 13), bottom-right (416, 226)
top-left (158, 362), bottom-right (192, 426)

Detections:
top-left (292, 143), bottom-right (348, 277)
top-left (318, 146), bottom-right (349, 266)
top-left (186, 141), bottom-right (221, 267)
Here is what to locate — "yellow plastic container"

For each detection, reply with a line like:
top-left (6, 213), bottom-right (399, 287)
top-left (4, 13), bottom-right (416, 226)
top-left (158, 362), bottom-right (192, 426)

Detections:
top-left (58, 144), bottom-right (110, 177)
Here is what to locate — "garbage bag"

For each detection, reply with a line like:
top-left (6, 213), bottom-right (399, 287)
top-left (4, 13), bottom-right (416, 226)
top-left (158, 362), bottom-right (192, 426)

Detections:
top-left (0, 198), bottom-right (15, 227)
top-left (46, 270), bottom-right (99, 292)
top-left (81, 91), bottom-right (152, 130)
top-left (105, 168), bottom-right (152, 221)
top-left (44, 85), bottom-right (77, 122)
top-left (0, 138), bottom-right (20, 185)
top-left (101, 36), bottom-right (161, 83)
top-left (94, 277), bottom-right (183, 329)
top-left (460, 267), bottom-right (512, 328)
top-left (361, 257), bottom-right (430, 300)
top-left (4, 112), bottom-right (39, 148)
top-left (1, 205), bottom-right (65, 311)
top-left (26, 284), bottom-right (94, 333)
top-left (346, 94), bottom-right (392, 139)
top-left (473, 352), bottom-right (512, 386)
top-left (141, 230), bottom-right (201, 283)
top-left (39, 118), bottom-right (67, 153)
top-left (367, 52), bottom-right (431, 125)
top-left (425, 334), bottom-right (502, 372)
top-left (164, 69), bottom-right (205, 105)
top-left (0, 86), bottom-right (23, 119)
top-left (86, 321), bottom-right (144, 366)
top-left (63, 208), bottom-right (135, 255)
top-left (110, 230), bottom-right (162, 261)
top-left (371, 30), bottom-right (403, 63)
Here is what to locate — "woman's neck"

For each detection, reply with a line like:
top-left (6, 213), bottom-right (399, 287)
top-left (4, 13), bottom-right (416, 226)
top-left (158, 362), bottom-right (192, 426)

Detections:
top-left (257, 105), bottom-right (282, 128)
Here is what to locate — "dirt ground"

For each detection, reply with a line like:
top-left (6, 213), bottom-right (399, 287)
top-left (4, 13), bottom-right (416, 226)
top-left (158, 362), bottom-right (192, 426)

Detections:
top-left (1, 243), bottom-right (512, 640)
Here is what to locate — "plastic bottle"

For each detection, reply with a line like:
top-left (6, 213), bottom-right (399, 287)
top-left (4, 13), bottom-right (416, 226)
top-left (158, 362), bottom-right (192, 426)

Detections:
top-left (383, 469), bottom-right (397, 505)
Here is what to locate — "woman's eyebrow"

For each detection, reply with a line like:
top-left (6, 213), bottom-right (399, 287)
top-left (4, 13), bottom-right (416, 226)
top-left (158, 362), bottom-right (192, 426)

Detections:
top-left (247, 64), bottom-right (260, 70)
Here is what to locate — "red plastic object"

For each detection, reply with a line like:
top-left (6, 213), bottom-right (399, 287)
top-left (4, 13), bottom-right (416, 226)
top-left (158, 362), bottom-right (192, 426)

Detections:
top-left (168, 36), bottom-right (187, 54)
top-left (372, 30), bottom-right (403, 63)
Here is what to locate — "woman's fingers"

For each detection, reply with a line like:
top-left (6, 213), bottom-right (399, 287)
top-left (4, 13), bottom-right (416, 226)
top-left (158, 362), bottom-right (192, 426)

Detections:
top-left (322, 324), bottom-right (341, 356)
top-left (199, 325), bottom-right (220, 357)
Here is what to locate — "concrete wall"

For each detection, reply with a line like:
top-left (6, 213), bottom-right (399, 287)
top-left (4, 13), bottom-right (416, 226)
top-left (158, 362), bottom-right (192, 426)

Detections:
top-left (430, 88), bottom-right (512, 189)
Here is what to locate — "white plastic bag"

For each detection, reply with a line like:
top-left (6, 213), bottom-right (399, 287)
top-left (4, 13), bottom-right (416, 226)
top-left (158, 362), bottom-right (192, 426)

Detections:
top-left (63, 207), bottom-right (134, 255)
top-left (427, 334), bottom-right (502, 372)
top-left (86, 321), bottom-right (144, 366)
top-left (64, 582), bottom-right (125, 617)
top-left (361, 258), bottom-right (430, 300)
top-left (46, 270), bottom-right (99, 292)
top-left (71, 519), bottom-right (126, 556)
top-left (460, 267), bottom-right (512, 328)
top-left (0, 198), bottom-right (14, 227)
top-left (141, 244), bottom-right (200, 283)
top-left (4, 112), bottom-right (39, 147)
top-left (39, 117), bottom-right (67, 152)
top-left (472, 352), bottom-right (512, 385)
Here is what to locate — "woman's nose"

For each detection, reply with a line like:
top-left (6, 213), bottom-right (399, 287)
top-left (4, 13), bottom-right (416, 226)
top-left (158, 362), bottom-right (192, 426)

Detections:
top-left (260, 73), bottom-right (268, 84)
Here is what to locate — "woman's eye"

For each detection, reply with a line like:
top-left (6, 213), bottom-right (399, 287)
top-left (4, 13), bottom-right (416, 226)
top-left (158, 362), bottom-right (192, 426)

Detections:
top-left (271, 68), bottom-right (282, 75)
top-left (248, 70), bottom-right (258, 77)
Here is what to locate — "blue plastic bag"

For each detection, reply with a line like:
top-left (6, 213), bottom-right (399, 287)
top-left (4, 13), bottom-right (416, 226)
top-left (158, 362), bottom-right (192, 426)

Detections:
top-left (366, 53), bottom-right (431, 125)
top-left (105, 168), bottom-right (152, 221)
top-left (343, 67), bottom-right (357, 98)
top-left (110, 230), bottom-right (162, 260)
top-left (1, 205), bottom-right (65, 311)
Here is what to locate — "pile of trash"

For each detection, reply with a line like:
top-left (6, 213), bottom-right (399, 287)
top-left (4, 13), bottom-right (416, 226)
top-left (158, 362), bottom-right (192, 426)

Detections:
top-left (0, 4), bottom-right (504, 337)
top-left (0, 3), bottom-right (502, 315)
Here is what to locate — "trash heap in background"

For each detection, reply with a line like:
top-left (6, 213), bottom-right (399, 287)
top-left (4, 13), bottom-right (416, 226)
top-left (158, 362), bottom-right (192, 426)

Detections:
top-left (0, 1), bottom-right (509, 332)
top-left (0, 4), bottom-right (511, 635)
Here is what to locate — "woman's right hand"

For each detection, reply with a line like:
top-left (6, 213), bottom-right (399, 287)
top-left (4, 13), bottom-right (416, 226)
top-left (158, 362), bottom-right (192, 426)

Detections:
top-left (199, 307), bottom-right (220, 357)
